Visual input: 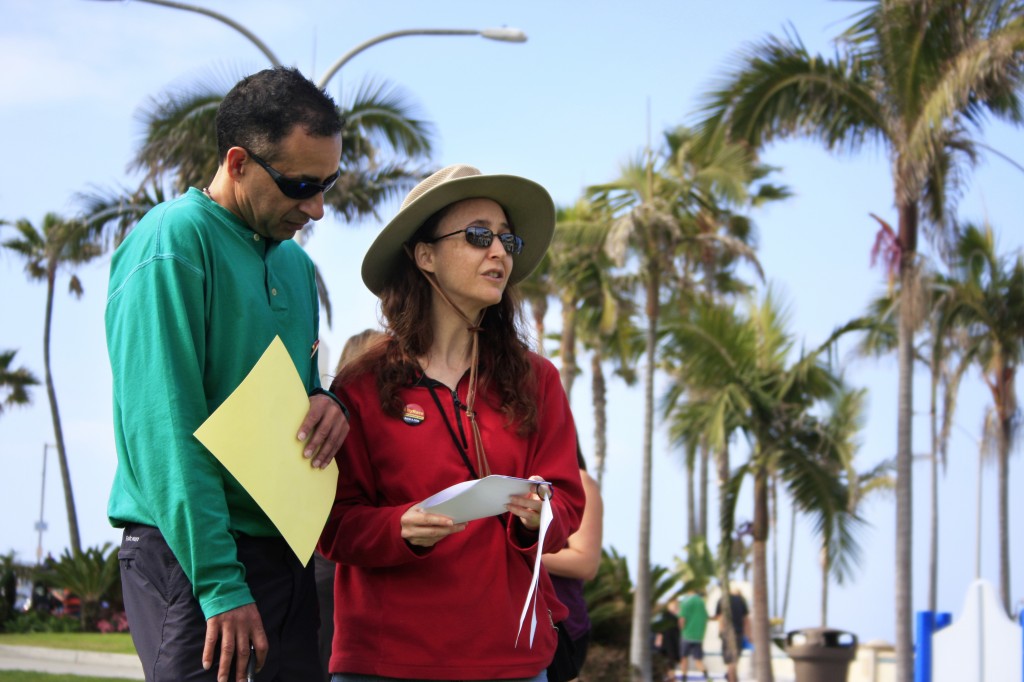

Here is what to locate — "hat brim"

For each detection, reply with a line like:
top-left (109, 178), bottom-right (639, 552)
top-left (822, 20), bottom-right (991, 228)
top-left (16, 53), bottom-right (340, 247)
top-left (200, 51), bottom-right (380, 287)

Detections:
top-left (361, 174), bottom-right (555, 296)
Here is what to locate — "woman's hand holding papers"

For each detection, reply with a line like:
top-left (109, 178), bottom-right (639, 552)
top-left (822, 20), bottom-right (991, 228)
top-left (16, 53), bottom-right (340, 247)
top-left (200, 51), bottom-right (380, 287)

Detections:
top-left (506, 475), bottom-right (551, 531)
top-left (400, 507), bottom-right (468, 548)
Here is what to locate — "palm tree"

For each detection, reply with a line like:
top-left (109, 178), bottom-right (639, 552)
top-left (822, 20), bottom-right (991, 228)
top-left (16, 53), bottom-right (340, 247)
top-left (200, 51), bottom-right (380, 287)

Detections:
top-left (128, 74), bottom-right (434, 222)
top-left (545, 199), bottom-right (640, 485)
top-left (0, 349), bottom-right (39, 416)
top-left (672, 536), bottom-right (717, 595)
top-left (549, 201), bottom-right (604, 397)
top-left (86, 0), bottom-right (435, 232)
top-left (814, 387), bottom-right (894, 627)
top-left (856, 260), bottom-right (971, 615)
top-left (662, 291), bottom-right (864, 681)
top-left (45, 544), bottom-right (121, 631)
top-left (0, 552), bottom-right (17, 627)
top-left (578, 301), bottom-right (641, 490)
top-left (695, 4), bottom-right (1024, 674)
top-left (588, 149), bottom-right (686, 682)
top-left (589, 125), bottom-right (780, 679)
top-left (82, 73), bottom-right (434, 327)
top-left (941, 222), bottom-right (1024, 614)
top-left (2, 214), bottom-right (103, 557)
top-left (584, 547), bottom-right (683, 679)
top-left (519, 250), bottom-right (552, 357)
top-left (661, 127), bottom-right (785, 549)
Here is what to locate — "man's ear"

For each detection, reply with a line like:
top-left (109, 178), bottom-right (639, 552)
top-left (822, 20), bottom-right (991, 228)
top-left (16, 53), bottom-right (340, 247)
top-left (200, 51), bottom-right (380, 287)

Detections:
top-left (225, 147), bottom-right (248, 181)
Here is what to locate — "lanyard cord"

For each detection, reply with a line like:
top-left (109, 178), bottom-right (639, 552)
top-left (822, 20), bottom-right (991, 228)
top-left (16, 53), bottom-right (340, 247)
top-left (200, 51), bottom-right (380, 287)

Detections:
top-left (404, 243), bottom-right (492, 477)
top-left (420, 377), bottom-right (479, 480)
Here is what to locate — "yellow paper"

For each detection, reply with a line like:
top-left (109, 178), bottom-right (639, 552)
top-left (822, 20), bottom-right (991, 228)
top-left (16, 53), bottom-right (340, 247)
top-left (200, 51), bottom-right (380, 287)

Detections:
top-left (194, 335), bottom-right (339, 564)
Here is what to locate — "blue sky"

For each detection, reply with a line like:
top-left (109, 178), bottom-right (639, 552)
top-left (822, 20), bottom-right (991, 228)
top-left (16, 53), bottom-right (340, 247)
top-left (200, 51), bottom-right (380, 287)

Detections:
top-left (1, 0), bottom-right (1022, 646)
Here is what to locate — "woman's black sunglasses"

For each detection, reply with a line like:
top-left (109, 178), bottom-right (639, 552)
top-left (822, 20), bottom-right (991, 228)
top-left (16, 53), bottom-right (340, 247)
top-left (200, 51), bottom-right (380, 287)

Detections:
top-left (245, 149), bottom-right (341, 200)
top-left (424, 226), bottom-right (524, 255)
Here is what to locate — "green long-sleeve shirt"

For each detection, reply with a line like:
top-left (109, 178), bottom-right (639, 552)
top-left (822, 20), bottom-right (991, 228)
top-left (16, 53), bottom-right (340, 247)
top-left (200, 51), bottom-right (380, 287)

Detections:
top-left (105, 188), bottom-right (322, 618)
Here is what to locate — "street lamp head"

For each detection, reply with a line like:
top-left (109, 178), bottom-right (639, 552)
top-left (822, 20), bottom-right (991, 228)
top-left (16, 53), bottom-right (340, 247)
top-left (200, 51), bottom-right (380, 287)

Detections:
top-left (479, 27), bottom-right (527, 43)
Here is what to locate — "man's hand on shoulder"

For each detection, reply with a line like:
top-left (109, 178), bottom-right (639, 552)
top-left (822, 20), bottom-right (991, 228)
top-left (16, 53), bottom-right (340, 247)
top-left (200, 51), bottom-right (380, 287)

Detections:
top-left (300, 392), bottom-right (350, 468)
top-left (203, 603), bottom-right (266, 682)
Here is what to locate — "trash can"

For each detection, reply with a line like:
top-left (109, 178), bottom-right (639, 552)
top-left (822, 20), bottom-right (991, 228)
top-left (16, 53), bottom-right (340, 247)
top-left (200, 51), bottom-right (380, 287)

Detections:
top-left (785, 627), bottom-right (858, 682)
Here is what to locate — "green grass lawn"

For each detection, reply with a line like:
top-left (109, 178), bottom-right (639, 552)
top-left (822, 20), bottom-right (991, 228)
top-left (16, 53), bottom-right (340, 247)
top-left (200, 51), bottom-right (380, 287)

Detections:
top-left (0, 672), bottom-right (129, 682)
top-left (0, 632), bottom-right (136, 655)
top-left (0, 633), bottom-right (137, 682)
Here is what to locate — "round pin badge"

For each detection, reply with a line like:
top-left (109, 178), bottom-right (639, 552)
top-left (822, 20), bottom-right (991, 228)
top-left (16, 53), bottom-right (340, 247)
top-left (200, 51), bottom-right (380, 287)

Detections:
top-left (403, 403), bottom-right (425, 425)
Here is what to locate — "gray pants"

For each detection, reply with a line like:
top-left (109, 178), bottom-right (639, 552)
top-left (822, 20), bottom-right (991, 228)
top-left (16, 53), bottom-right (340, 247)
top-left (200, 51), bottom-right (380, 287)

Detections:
top-left (118, 524), bottom-right (322, 681)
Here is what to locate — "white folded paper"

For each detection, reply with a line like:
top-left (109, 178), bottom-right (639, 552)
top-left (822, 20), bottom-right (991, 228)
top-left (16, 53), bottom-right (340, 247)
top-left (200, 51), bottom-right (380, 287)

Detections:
top-left (419, 474), bottom-right (551, 524)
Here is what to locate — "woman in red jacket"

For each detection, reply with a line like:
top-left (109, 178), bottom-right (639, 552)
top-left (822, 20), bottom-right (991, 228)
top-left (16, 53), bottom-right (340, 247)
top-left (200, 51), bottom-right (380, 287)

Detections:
top-left (319, 164), bottom-right (585, 681)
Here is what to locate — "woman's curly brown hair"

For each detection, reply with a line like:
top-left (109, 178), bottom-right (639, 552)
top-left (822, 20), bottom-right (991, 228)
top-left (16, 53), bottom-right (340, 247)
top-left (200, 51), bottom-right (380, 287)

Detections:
top-left (338, 204), bottom-right (540, 434)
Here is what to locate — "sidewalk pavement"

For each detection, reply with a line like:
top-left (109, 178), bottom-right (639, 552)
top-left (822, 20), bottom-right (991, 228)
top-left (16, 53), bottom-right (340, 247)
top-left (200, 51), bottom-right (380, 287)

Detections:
top-left (0, 644), bottom-right (144, 679)
top-left (0, 644), bottom-right (793, 681)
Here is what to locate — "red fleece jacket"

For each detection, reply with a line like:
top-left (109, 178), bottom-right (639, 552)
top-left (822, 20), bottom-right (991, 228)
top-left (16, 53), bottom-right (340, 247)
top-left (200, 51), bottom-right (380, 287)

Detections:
top-left (319, 353), bottom-right (585, 679)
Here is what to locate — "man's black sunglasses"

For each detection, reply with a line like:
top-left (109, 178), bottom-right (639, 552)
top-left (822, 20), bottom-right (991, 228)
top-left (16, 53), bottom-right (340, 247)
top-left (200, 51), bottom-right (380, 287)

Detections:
top-left (245, 149), bottom-right (341, 200)
top-left (424, 226), bottom-right (524, 255)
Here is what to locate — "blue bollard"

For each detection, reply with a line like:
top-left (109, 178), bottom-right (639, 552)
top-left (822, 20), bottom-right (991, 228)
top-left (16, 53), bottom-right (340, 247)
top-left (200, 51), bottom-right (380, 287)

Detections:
top-left (915, 611), bottom-right (936, 682)
top-left (1019, 611), bottom-right (1023, 682)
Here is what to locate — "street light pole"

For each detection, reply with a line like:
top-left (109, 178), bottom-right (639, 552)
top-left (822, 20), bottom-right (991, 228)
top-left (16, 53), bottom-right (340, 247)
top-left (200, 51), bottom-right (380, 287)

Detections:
top-left (87, 0), bottom-right (526, 88)
top-left (315, 27), bottom-right (526, 89)
top-left (102, 0), bottom-right (282, 65)
top-left (35, 443), bottom-right (52, 565)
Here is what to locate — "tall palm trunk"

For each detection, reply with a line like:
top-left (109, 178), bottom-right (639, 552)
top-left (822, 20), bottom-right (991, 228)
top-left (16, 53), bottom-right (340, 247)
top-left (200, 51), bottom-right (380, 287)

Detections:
top-left (928, 356), bottom-right (940, 614)
top-left (559, 296), bottom-right (578, 397)
top-left (895, 198), bottom-right (918, 682)
top-left (686, 452), bottom-right (698, 545)
top-left (820, 546), bottom-right (829, 628)
top-left (771, 475), bottom-right (779, 624)
top-left (716, 441), bottom-right (738, 671)
top-left (591, 352), bottom-right (608, 489)
top-left (751, 464), bottom-right (774, 682)
top-left (531, 297), bottom-right (547, 357)
top-left (628, 269), bottom-right (658, 682)
top-left (43, 263), bottom-right (81, 556)
top-left (699, 440), bottom-right (709, 539)
top-left (995, 366), bottom-right (1014, 615)
top-left (782, 503), bottom-right (796, 627)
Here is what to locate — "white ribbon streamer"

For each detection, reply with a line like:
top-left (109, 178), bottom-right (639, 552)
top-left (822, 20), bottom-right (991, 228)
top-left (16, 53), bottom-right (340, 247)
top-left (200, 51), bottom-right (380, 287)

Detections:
top-left (515, 492), bottom-right (553, 648)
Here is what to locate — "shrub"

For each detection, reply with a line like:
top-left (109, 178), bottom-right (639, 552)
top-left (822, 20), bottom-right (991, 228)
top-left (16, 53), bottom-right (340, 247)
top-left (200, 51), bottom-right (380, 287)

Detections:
top-left (5, 610), bottom-right (83, 634)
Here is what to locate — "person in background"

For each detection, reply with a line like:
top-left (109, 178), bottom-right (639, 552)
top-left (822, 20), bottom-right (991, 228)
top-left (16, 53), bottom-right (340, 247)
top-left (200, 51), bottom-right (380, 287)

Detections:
top-left (105, 66), bottom-right (349, 681)
top-left (655, 598), bottom-right (682, 681)
top-left (678, 587), bottom-right (710, 680)
top-left (714, 586), bottom-right (751, 682)
top-left (319, 164), bottom-right (585, 681)
top-left (542, 442), bottom-right (603, 681)
top-left (315, 328), bottom-right (385, 680)
top-left (331, 329), bottom-right (386, 377)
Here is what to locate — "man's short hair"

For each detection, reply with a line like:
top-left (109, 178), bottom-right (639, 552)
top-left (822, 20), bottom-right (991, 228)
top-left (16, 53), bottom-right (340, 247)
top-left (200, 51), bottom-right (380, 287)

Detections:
top-left (216, 66), bottom-right (343, 161)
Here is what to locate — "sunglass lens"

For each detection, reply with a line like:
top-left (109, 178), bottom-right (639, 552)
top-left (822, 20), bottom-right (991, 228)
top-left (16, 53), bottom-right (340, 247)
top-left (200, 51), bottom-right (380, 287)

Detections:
top-left (278, 170), bottom-right (340, 200)
top-left (464, 227), bottom-right (493, 248)
top-left (498, 233), bottom-right (524, 255)
top-left (462, 227), bottom-right (522, 255)
top-left (280, 181), bottom-right (321, 200)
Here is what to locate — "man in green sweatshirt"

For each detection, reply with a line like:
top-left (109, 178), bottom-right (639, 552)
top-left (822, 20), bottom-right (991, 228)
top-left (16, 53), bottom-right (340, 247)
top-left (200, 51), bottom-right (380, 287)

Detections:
top-left (106, 66), bottom-right (349, 682)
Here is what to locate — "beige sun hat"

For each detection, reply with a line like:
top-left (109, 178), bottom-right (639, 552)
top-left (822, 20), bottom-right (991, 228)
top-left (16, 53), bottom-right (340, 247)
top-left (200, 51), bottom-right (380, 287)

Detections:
top-left (360, 164), bottom-right (555, 296)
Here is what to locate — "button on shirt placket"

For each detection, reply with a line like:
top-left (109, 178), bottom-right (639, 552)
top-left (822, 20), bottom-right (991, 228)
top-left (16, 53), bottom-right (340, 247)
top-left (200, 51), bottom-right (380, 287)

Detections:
top-left (257, 235), bottom-right (286, 311)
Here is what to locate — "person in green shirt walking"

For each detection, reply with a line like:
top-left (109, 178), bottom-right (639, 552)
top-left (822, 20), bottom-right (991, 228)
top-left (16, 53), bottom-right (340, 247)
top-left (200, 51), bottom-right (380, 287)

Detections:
top-left (679, 588), bottom-right (710, 680)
